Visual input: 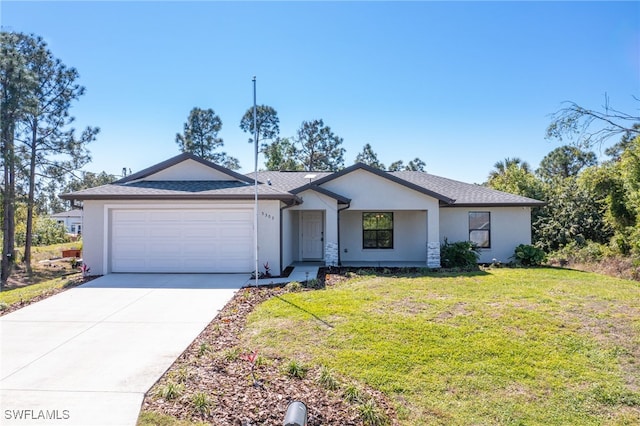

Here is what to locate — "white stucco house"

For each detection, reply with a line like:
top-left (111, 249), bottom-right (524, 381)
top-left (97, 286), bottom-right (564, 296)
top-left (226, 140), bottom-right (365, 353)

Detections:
top-left (50, 209), bottom-right (83, 235)
top-left (60, 153), bottom-right (544, 276)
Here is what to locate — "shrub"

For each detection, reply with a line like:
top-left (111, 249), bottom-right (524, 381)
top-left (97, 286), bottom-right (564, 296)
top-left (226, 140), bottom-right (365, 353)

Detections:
top-left (342, 384), bottom-right (363, 403)
top-left (304, 278), bottom-right (323, 289)
top-left (317, 365), bottom-right (340, 391)
top-left (440, 239), bottom-right (479, 268)
top-left (190, 392), bottom-right (213, 415)
top-left (512, 244), bottom-right (547, 266)
top-left (285, 281), bottom-right (302, 292)
top-left (358, 398), bottom-right (389, 426)
top-left (155, 381), bottom-right (184, 400)
top-left (284, 359), bottom-right (308, 379)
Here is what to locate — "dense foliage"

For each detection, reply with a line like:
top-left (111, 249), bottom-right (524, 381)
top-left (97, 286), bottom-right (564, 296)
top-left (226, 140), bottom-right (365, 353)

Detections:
top-left (512, 244), bottom-right (547, 266)
top-left (487, 118), bottom-right (640, 263)
top-left (440, 239), bottom-right (479, 268)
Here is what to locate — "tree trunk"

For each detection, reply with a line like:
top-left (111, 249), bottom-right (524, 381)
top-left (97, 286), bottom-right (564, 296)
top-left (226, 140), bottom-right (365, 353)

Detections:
top-left (1, 122), bottom-right (16, 288)
top-left (24, 118), bottom-right (38, 273)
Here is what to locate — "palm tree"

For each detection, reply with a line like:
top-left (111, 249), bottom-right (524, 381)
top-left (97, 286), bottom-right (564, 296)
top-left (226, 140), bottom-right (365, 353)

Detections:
top-left (488, 157), bottom-right (531, 180)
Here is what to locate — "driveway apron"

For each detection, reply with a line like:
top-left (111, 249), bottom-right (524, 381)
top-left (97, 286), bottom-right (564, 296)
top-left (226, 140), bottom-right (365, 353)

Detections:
top-left (0, 274), bottom-right (247, 425)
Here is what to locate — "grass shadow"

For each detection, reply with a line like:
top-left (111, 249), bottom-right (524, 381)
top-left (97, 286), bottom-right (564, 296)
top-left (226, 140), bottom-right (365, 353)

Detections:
top-left (274, 294), bottom-right (334, 329)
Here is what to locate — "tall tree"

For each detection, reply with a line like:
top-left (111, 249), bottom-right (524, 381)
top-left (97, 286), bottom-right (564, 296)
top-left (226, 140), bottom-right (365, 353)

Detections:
top-left (605, 123), bottom-right (640, 161)
top-left (354, 143), bottom-right (385, 169)
top-left (546, 95), bottom-right (640, 149)
top-left (295, 119), bottom-right (345, 171)
top-left (14, 36), bottom-right (98, 270)
top-left (534, 177), bottom-right (611, 252)
top-left (1, 32), bottom-right (38, 287)
top-left (239, 105), bottom-right (279, 145)
top-left (488, 157), bottom-right (531, 180)
top-left (262, 137), bottom-right (302, 171)
top-left (175, 107), bottom-right (240, 169)
top-left (388, 160), bottom-right (404, 171)
top-left (486, 161), bottom-right (544, 201)
top-left (388, 158), bottom-right (427, 172)
top-left (537, 145), bottom-right (597, 181)
top-left (405, 157), bottom-right (426, 172)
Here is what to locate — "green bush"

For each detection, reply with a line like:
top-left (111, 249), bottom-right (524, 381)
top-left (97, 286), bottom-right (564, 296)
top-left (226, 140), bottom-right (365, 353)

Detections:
top-left (440, 239), bottom-right (479, 268)
top-left (15, 217), bottom-right (70, 247)
top-left (512, 244), bottom-right (547, 266)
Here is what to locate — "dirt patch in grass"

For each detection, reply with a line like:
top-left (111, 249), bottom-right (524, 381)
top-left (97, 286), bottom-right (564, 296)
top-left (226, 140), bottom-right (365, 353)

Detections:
top-left (4, 259), bottom-right (77, 289)
top-left (562, 300), bottom-right (640, 392)
top-left (141, 285), bottom-right (398, 425)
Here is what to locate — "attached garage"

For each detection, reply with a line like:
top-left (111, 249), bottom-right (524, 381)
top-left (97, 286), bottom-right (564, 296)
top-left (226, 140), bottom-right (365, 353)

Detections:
top-left (110, 208), bottom-right (254, 273)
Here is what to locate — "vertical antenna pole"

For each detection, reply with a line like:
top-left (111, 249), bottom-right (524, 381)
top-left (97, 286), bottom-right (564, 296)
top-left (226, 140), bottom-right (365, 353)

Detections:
top-left (253, 76), bottom-right (259, 287)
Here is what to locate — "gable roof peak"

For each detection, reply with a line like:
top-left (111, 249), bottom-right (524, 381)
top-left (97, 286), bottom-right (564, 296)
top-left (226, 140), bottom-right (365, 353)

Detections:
top-left (115, 152), bottom-right (254, 185)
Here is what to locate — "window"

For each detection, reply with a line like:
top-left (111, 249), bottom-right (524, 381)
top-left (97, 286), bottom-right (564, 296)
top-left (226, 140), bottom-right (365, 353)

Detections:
top-left (469, 211), bottom-right (490, 248)
top-left (363, 212), bottom-right (393, 249)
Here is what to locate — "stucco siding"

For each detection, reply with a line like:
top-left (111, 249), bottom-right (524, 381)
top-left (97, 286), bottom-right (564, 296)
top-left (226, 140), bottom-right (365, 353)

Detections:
top-left (142, 159), bottom-right (237, 181)
top-left (340, 210), bottom-right (428, 263)
top-left (321, 169), bottom-right (439, 211)
top-left (439, 206), bottom-right (532, 263)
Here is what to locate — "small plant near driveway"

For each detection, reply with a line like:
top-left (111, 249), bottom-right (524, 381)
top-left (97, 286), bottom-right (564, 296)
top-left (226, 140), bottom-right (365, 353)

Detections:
top-left (358, 398), bottom-right (389, 426)
top-left (190, 392), bottom-right (213, 415)
top-left (197, 343), bottom-right (211, 357)
top-left (284, 359), bottom-right (308, 379)
top-left (241, 349), bottom-right (262, 387)
top-left (317, 365), bottom-right (340, 391)
top-left (155, 381), bottom-right (184, 401)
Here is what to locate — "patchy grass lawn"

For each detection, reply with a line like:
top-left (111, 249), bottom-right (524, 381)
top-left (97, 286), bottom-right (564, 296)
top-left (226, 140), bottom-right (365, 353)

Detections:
top-left (243, 268), bottom-right (640, 425)
top-left (0, 273), bottom-right (84, 314)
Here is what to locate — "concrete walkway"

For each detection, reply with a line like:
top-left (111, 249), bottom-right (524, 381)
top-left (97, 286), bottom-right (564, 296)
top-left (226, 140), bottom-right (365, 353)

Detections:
top-left (0, 274), bottom-right (247, 426)
top-left (247, 264), bottom-right (321, 286)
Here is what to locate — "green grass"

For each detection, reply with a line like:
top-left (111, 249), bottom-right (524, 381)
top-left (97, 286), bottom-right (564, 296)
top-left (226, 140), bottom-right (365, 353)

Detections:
top-left (0, 275), bottom-right (81, 308)
top-left (243, 268), bottom-right (640, 425)
top-left (16, 241), bottom-right (82, 263)
top-left (137, 411), bottom-right (208, 426)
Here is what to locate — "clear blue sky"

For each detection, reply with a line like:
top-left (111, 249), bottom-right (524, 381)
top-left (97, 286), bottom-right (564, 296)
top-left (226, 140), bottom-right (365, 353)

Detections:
top-left (2, 1), bottom-right (638, 183)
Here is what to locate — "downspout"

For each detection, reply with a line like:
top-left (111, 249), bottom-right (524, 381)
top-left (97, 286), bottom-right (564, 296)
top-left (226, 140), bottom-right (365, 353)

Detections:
top-left (336, 202), bottom-right (351, 266)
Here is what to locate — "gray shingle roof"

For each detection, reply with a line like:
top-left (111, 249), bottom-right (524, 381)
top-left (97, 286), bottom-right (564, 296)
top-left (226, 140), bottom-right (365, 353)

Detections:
top-left (253, 165), bottom-right (543, 206)
top-left (390, 171), bottom-right (545, 206)
top-left (61, 156), bottom-right (543, 207)
top-left (60, 180), bottom-right (300, 202)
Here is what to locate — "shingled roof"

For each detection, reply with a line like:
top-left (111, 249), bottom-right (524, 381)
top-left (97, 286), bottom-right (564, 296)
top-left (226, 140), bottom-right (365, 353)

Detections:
top-left (251, 163), bottom-right (544, 207)
top-left (61, 155), bottom-right (543, 207)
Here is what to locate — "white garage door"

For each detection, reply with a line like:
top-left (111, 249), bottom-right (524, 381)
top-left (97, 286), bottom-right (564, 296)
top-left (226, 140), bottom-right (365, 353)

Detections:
top-left (111, 209), bottom-right (254, 273)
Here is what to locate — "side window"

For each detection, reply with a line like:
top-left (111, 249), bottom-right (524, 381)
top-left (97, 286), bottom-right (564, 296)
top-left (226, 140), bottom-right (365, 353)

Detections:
top-left (469, 211), bottom-right (490, 248)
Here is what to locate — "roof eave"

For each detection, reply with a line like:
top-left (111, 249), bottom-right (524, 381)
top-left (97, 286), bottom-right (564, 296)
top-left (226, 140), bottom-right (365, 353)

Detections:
top-left (290, 184), bottom-right (352, 204)
top-left (440, 201), bottom-right (546, 208)
top-left (59, 193), bottom-right (302, 202)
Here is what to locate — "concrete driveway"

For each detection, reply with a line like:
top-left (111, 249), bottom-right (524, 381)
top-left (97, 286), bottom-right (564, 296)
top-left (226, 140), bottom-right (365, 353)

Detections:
top-left (0, 274), bottom-right (247, 425)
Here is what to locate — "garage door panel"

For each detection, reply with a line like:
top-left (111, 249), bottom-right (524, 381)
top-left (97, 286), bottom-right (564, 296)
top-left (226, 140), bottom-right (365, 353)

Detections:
top-left (111, 209), bottom-right (254, 273)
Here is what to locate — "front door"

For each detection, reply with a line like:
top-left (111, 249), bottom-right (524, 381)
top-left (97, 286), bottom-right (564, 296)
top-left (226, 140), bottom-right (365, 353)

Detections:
top-left (301, 211), bottom-right (324, 260)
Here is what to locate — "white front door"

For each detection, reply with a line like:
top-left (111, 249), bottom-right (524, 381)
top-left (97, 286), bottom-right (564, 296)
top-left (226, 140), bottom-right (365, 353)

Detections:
top-left (301, 211), bottom-right (324, 260)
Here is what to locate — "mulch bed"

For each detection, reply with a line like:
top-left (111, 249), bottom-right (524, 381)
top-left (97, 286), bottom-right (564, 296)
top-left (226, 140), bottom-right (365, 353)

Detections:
top-left (141, 271), bottom-right (399, 425)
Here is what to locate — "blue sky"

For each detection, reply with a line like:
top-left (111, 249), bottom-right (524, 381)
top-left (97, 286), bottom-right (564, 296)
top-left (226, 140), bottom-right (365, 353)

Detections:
top-left (2, 1), bottom-right (638, 183)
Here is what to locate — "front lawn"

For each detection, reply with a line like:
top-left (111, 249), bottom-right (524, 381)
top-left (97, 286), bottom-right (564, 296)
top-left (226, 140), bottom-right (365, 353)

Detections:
top-left (243, 268), bottom-right (640, 425)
